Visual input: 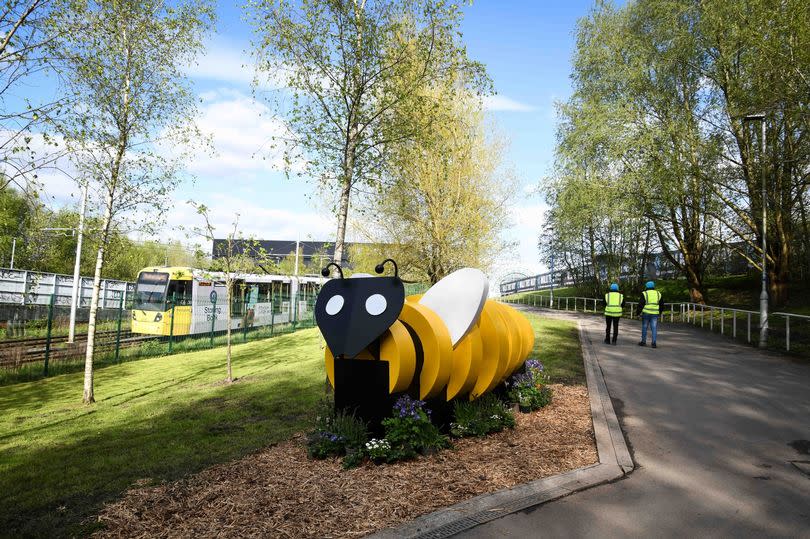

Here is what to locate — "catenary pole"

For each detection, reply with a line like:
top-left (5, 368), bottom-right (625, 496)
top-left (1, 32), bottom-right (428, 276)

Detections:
top-left (68, 182), bottom-right (88, 343)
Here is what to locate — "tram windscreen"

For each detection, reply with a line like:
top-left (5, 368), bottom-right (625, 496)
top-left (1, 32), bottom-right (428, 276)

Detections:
top-left (134, 272), bottom-right (169, 311)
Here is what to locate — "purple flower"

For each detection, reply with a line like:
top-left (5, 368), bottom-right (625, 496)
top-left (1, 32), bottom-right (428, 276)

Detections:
top-left (319, 431), bottom-right (343, 443)
top-left (525, 359), bottom-right (544, 372)
top-left (393, 395), bottom-right (430, 420)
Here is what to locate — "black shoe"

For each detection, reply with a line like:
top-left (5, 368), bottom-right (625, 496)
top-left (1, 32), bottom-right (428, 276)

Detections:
top-left (652, 342), bottom-right (657, 348)
top-left (611, 339), bottom-right (617, 345)
top-left (604, 338), bottom-right (611, 344)
top-left (638, 341), bottom-right (646, 346)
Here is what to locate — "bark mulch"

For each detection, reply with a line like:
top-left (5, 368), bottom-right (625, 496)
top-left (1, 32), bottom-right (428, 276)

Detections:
top-left (96, 384), bottom-right (596, 538)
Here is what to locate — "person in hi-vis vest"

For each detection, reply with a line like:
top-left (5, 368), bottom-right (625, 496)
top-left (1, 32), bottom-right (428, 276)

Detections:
top-left (604, 283), bottom-right (624, 345)
top-left (638, 281), bottom-right (662, 348)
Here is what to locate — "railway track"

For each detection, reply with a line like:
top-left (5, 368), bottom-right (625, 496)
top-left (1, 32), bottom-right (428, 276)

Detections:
top-left (0, 331), bottom-right (159, 368)
top-left (0, 329), bottom-right (134, 350)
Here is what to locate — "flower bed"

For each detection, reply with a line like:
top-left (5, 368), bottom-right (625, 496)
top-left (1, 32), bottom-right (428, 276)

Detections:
top-left (96, 384), bottom-right (596, 538)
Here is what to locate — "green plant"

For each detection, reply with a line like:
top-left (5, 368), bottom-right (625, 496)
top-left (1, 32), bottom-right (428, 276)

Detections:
top-left (305, 401), bottom-right (369, 467)
top-left (138, 339), bottom-right (166, 358)
top-left (450, 393), bottom-right (515, 437)
top-left (382, 395), bottom-right (450, 461)
top-left (507, 359), bottom-right (554, 412)
top-left (363, 438), bottom-right (391, 463)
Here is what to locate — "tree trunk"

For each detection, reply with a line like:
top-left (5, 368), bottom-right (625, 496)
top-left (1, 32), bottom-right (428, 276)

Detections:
top-left (333, 136), bottom-right (356, 267)
top-left (684, 263), bottom-right (705, 304)
top-left (768, 244), bottom-right (790, 306)
top-left (83, 190), bottom-right (114, 404)
top-left (798, 189), bottom-right (810, 282)
top-left (226, 287), bottom-right (232, 383)
top-left (333, 177), bottom-right (351, 268)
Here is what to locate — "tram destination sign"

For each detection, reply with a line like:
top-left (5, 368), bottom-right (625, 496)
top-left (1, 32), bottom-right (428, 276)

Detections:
top-left (137, 272), bottom-right (168, 285)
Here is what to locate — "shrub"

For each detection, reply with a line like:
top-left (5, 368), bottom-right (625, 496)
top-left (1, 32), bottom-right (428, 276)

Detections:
top-left (450, 393), bottom-right (515, 438)
top-left (382, 395), bottom-right (450, 461)
top-left (507, 359), bottom-right (554, 412)
top-left (306, 400), bottom-right (369, 468)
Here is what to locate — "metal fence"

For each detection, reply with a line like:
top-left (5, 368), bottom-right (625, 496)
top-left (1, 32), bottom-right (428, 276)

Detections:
top-left (500, 294), bottom-right (810, 356)
top-left (0, 267), bottom-right (134, 308)
top-left (0, 292), bottom-right (319, 384)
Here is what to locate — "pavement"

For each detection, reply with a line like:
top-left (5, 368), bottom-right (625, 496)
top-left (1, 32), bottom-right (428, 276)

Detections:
top-left (458, 310), bottom-right (810, 539)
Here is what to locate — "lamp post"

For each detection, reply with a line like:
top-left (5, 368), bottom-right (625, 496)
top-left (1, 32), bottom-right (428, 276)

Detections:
top-left (549, 253), bottom-right (555, 305)
top-left (743, 113), bottom-right (768, 348)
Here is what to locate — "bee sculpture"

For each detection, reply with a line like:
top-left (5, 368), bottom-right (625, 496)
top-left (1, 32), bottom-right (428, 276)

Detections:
top-left (315, 259), bottom-right (535, 427)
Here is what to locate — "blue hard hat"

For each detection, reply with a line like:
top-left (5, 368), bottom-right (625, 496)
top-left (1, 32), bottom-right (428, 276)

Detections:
top-left (646, 281), bottom-right (655, 289)
top-left (610, 283), bottom-right (619, 291)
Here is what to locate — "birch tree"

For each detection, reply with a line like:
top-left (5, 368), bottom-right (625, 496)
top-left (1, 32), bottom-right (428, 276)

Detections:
top-left (53, 0), bottom-right (213, 403)
top-left (1, 0), bottom-right (73, 193)
top-left (358, 86), bottom-right (513, 283)
top-left (248, 0), bottom-right (489, 267)
top-left (189, 203), bottom-right (259, 384)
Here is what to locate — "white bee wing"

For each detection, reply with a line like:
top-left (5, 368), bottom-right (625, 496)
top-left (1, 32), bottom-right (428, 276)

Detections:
top-left (418, 268), bottom-right (488, 347)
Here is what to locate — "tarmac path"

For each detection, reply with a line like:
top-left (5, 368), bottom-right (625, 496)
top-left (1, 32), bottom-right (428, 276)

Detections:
top-left (459, 310), bottom-right (810, 539)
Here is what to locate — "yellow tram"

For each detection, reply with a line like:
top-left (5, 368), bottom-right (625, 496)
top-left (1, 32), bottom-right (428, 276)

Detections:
top-left (131, 266), bottom-right (323, 336)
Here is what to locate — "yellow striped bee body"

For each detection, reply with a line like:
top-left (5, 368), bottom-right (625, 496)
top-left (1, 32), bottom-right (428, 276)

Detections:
top-left (315, 261), bottom-right (535, 425)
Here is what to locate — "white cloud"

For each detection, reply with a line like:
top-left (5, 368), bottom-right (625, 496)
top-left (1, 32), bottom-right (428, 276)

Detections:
top-left (185, 40), bottom-right (290, 89)
top-left (483, 95), bottom-right (536, 112)
top-left (161, 194), bottom-right (334, 244)
top-left (178, 89), bottom-right (304, 178)
top-left (186, 43), bottom-right (256, 86)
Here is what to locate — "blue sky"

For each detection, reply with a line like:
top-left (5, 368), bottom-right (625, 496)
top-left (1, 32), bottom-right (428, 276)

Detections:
top-left (40, 0), bottom-right (601, 282)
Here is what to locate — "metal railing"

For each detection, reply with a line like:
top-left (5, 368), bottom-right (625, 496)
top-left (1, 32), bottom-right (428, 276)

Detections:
top-left (500, 294), bottom-right (809, 355)
top-left (772, 312), bottom-right (810, 353)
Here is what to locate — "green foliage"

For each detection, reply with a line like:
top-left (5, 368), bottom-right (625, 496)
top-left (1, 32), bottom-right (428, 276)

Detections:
top-left (0, 188), bottom-right (202, 279)
top-left (450, 393), bottom-right (515, 438)
top-left (545, 0), bottom-right (810, 304)
top-left (506, 360), bottom-right (553, 412)
top-left (357, 83), bottom-right (514, 284)
top-left (305, 400), bottom-right (370, 469)
top-left (381, 395), bottom-right (450, 461)
top-left (248, 0), bottom-right (490, 265)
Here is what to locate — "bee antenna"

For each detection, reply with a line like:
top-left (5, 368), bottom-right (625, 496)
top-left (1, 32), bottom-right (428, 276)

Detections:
top-left (321, 263), bottom-right (344, 279)
top-left (375, 258), bottom-right (398, 277)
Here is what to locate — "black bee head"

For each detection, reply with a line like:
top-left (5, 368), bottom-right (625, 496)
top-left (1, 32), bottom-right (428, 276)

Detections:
top-left (315, 261), bottom-right (404, 358)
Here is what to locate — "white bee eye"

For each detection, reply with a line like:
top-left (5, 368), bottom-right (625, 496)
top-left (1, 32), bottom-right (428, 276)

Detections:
top-left (365, 294), bottom-right (387, 316)
top-left (325, 295), bottom-right (344, 315)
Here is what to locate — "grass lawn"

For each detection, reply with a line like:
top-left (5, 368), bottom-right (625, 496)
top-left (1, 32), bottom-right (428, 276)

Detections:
top-left (0, 328), bottom-right (326, 537)
top-left (0, 312), bottom-right (583, 537)
top-left (527, 314), bottom-right (585, 385)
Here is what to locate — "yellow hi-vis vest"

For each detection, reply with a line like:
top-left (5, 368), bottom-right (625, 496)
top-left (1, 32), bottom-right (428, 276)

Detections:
top-left (604, 292), bottom-right (623, 317)
top-left (642, 289), bottom-right (661, 315)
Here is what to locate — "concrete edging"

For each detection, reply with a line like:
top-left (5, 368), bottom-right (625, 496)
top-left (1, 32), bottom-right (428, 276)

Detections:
top-left (368, 316), bottom-right (633, 539)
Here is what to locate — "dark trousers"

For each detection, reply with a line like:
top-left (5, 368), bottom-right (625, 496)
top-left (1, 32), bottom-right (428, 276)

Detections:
top-left (605, 316), bottom-right (620, 342)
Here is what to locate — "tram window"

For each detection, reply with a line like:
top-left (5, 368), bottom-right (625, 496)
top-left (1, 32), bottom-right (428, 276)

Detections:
top-left (230, 280), bottom-right (246, 316)
top-left (273, 282), bottom-right (291, 313)
top-left (257, 283), bottom-right (271, 302)
top-left (134, 272), bottom-right (169, 311)
top-left (166, 280), bottom-right (192, 305)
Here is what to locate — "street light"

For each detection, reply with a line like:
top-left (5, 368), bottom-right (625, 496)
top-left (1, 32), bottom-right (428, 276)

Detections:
top-left (742, 113), bottom-right (768, 348)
